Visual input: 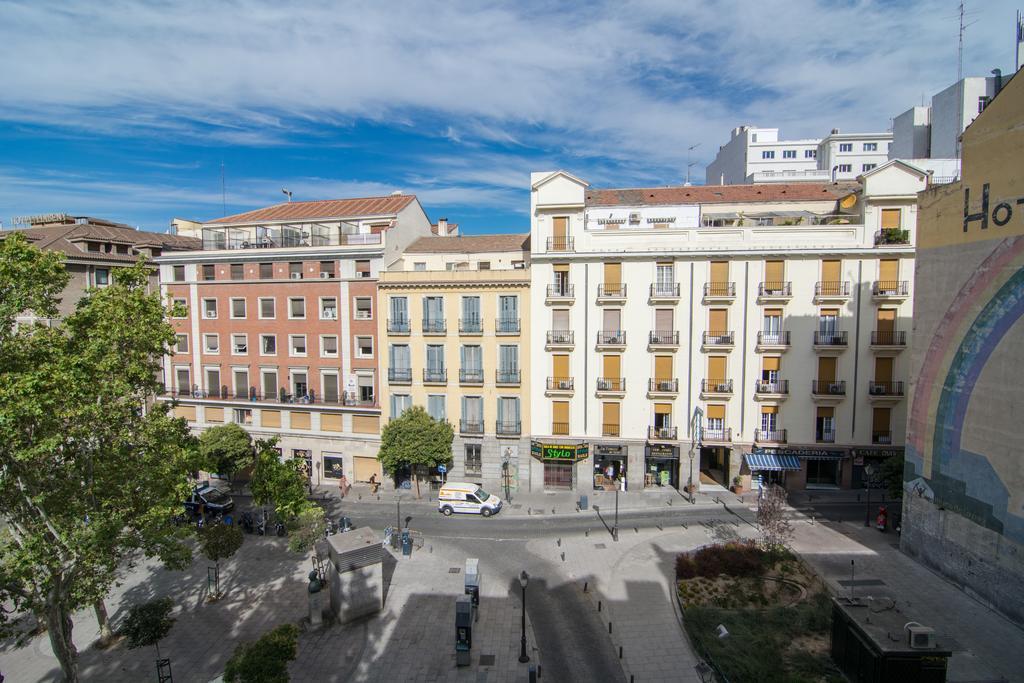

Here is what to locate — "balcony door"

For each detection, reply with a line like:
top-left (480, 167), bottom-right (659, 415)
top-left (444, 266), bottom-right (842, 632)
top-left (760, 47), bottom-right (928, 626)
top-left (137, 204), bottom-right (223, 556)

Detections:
top-left (761, 356), bottom-right (780, 384)
top-left (390, 344), bottom-right (411, 371)
top-left (462, 296), bottom-right (480, 325)
top-left (390, 296), bottom-right (408, 324)
top-left (233, 369), bottom-right (249, 399)
top-left (706, 404), bottom-right (725, 433)
top-left (553, 354), bottom-right (570, 386)
top-left (765, 259), bottom-right (785, 286)
top-left (819, 308), bottom-right (838, 334)
top-left (655, 262), bottom-right (674, 293)
top-left (603, 309), bottom-right (621, 335)
top-left (553, 264), bottom-right (570, 294)
top-left (553, 216), bottom-right (568, 242)
top-left (817, 357), bottom-right (836, 384)
top-left (708, 356), bottom-right (726, 387)
top-left (763, 308), bottom-right (782, 335)
top-left (655, 308), bottom-right (673, 335)
top-left (655, 355), bottom-right (672, 382)
top-left (462, 396), bottom-right (482, 429)
top-left (709, 308), bottom-right (727, 335)
top-left (462, 345), bottom-right (482, 374)
top-left (602, 355), bottom-right (621, 389)
top-left (653, 403), bottom-right (672, 430)
top-left (760, 406), bottom-right (777, 433)
top-left (604, 262), bottom-right (622, 294)
top-left (498, 295), bottom-right (518, 331)
top-left (499, 397), bottom-right (521, 431)
top-left (876, 308), bottom-right (896, 333)
top-left (261, 369), bottom-right (278, 399)
top-left (816, 407), bottom-right (835, 442)
top-left (500, 345), bottom-right (519, 373)
top-left (423, 297), bottom-right (444, 325)
top-left (426, 345), bottom-right (445, 373)
top-left (552, 308), bottom-right (569, 332)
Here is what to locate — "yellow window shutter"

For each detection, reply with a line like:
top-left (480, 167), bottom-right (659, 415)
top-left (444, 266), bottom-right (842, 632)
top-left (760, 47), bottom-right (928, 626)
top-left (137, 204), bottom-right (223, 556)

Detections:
top-left (603, 402), bottom-right (620, 427)
top-left (709, 308), bottom-right (728, 331)
top-left (872, 407), bottom-right (891, 432)
top-left (552, 354), bottom-right (569, 379)
top-left (353, 415), bottom-right (379, 434)
top-left (553, 263), bottom-right (570, 273)
top-left (765, 260), bottom-right (785, 282)
top-left (320, 413), bottom-right (343, 431)
top-left (553, 217), bottom-right (568, 238)
top-left (706, 404), bottom-right (725, 420)
top-left (881, 209), bottom-right (901, 229)
top-left (707, 356), bottom-right (726, 380)
top-left (816, 406), bottom-right (834, 419)
top-left (761, 405), bottom-right (778, 415)
top-left (710, 261), bottom-right (729, 283)
top-left (817, 357), bottom-right (836, 382)
top-left (604, 262), bottom-right (621, 286)
top-left (173, 405), bottom-right (196, 421)
top-left (820, 307), bottom-right (839, 317)
top-left (875, 357), bottom-right (894, 383)
top-left (655, 355), bottom-right (673, 380)
top-left (603, 354), bottom-right (621, 379)
top-left (877, 308), bottom-right (896, 331)
top-left (290, 411), bottom-right (311, 430)
top-left (764, 308), bottom-right (783, 318)
top-left (821, 259), bottom-right (841, 281)
top-left (206, 407), bottom-right (224, 423)
top-left (654, 403), bottom-right (672, 415)
top-left (552, 401), bottom-right (569, 423)
top-left (261, 409), bottom-right (281, 428)
top-left (762, 356), bottom-right (781, 372)
top-left (879, 259), bottom-right (899, 281)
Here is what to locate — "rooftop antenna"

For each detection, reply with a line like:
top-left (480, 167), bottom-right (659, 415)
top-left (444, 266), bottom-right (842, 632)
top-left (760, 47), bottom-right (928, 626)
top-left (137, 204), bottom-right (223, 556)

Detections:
top-left (282, 188), bottom-right (293, 202)
top-left (221, 160), bottom-right (227, 217)
top-left (685, 143), bottom-right (701, 186)
top-left (1016, 9), bottom-right (1023, 73)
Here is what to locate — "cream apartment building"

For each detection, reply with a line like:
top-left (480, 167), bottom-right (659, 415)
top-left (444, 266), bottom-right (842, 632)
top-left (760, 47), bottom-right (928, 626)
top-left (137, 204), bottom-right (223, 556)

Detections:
top-left (529, 165), bottom-right (925, 494)
top-left (378, 235), bottom-right (531, 493)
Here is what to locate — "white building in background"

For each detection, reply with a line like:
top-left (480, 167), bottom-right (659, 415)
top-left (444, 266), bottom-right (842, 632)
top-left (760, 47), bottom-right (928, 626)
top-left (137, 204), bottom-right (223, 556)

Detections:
top-left (817, 130), bottom-right (894, 181)
top-left (705, 126), bottom-right (825, 185)
top-left (529, 164), bottom-right (927, 496)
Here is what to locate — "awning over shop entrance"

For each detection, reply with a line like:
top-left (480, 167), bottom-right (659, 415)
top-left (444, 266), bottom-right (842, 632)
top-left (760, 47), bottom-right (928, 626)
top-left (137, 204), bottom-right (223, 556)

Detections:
top-left (745, 451), bottom-right (801, 471)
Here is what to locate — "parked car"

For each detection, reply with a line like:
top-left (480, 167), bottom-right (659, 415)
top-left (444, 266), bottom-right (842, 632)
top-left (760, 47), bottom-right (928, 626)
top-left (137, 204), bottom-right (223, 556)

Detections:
top-left (184, 484), bottom-right (234, 516)
top-left (437, 482), bottom-right (502, 517)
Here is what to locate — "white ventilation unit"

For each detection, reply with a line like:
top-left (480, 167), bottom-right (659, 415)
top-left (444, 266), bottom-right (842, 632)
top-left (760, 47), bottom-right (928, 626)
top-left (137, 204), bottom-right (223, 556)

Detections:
top-left (906, 623), bottom-right (935, 650)
top-left (628, 212), bottom-right (641, 224)
top-left (830, 383), bottom-right (844, 394)
top-left (558, 380), bottom-right (572, 390)
top-left (320, 272), bottom-right (333, 279)
top-left (597, 380), bottom-right (611, 391)
top-left (290, 273), bottom-right (303, 280)
top-left (659, 381), bottom-right (675, 392)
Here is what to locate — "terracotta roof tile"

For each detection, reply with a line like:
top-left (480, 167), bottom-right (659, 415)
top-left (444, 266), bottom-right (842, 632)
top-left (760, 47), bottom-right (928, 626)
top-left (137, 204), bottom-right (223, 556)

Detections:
top-left (0, 222), bottom-right (200, 262)
top-left (586, 182), bottom-right (858, 207)
top-left (208, 195), bottom-right (417, 224)
top-left (404, 234), bottom-right (529, 254)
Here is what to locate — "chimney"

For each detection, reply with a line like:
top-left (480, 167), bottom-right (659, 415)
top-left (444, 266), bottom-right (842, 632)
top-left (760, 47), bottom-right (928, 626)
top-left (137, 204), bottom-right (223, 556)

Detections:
top-left (831, 128), bottom-right (840, 135)
top-left (991, 69), bottom-right (1003, 96)
top-left (438, 217), bottom-right (448, 235)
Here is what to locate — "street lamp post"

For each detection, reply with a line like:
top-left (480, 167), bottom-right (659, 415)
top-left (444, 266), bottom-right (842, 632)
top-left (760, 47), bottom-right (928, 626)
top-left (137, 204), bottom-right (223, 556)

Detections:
top-left (518, 571), bottom-right (530, 663)
top-left (613, 486), bottom-right (619, 542)
top-left (863, 464), bottom-right (875, 527)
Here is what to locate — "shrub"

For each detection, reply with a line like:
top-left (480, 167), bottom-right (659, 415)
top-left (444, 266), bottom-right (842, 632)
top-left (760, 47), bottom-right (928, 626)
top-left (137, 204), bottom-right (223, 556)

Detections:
top-left (675, 553), bottom-right (697, 579)
top-left (692, 541), bottom-right (766, 579)
top-left (224, 623), bottom-right (300, 683)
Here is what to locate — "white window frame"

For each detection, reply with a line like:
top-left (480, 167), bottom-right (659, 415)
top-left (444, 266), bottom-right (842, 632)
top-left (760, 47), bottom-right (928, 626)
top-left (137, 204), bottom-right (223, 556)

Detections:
top-left (289, 334), bottom-right (308, 357)
top-left (355, 335), bottom-right (374, 359)
top-left (354, 297), bottom-right (373, 320)
top-left (320, 335), bottom-right (339, 358)
top-left (230, 297), bottom-right (246, 319)
top-left (319, 296), bottom-right (338, 321)
top-left (204, 366), bottom-right (221, 395)
top-left (863, 142), bottom-right (878, 151)
top-left (782, 149), bottom-right (796, 159)
top-left (260, 334), bottom-right (277, 356)
top-left (288, 296), bottom-right (306, 320)
top-left (173, 365), bottom-right (191, 392)
top-left (839, 143), bottom-right (853, 152)
top-left (761, 150), bottom-right (775, 159)
top-left (175, 334), bottom-right (189, 354)
top-left (202, 298), bottom-right (218, 319)
top-left (838, 164), bottom-right (852, 173)
top-left (321, 370), bottom-right (340, 403)
top-left (804, 149), bottom-right (816, 158)
top-left (426, 394), bottom-right (447, 421)
top-left (233, 408), bottom-right (253, 425)
top-left (231, 333), bottom-right (248, 355)
top-left (203, 333), bottom-right (220, 354)
top-left (862, 163), bottom-right (876, 172)
top-left (260, 368), bottom-right (279, 399)
top-left (171, 297), bottom-right (187, 319)
top-left (258, 297), bottom-right (276, 320)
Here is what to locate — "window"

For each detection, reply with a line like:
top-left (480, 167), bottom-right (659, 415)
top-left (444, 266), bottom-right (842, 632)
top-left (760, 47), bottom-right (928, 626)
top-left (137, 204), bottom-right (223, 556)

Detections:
top-left (464, 444), bottom-right (482, 477)
top-left (231, 334), bottom-right (247, 354)
top-left (322, 372), bottom-right (340, 403)
top-left (319, 261), bottom-right (336, 278)
top-left (290, 335), bottom-right (307, 356)
top-left (863, 142), bottom-right (878, 151)
top-left (414, 262), bottom-right (427, 271)
top-left (321, 335), bottom-right (339, 357)
top-left (880, 208), bottom-right (901, 229)
top-left (175, 334), bottom-right (189, 353)
top-left (356, 260), bottom-right (371, 278)
top-left (356, 336), bottom-right (373, 358)
top-left (206, 368), bottom-right (221, 396)
top-left (320, 297), bottom-right (338, 320)
top-left (354, 297), bottom-right (372, 320)
top-left (499, 396), bottom-right (521, 433)
top-left (202, 298), bottom-right (218, 319)
top-left (423, 296), bottom-right (444, 332)
top-left (837, 164), bottom-right (852, 173)
top-left (760, 406), bottom-right (778, 432)
top-left (655, 262), bottom-right (675, 293)
top-left (978, 95), bottom-right (990, 113)
top-left (862, 163), bottom-right (876, 172)
top-left (259, 262), bottom-right (273, 279)
top-left (171, 297), bottom-right (187, 318)
top-left (230, 263), bottom-right (244, 280)
top-left (95, 268), bottom-right (110, 287)
top-left (498, 295), bottom-right (518, 333)
top-left (356, 373), bottom-right (374, 403)
top-left (260, 334), bottom-right (276, 355)
top-left (203, 334), bottom-right (219, 353)
top-left (289, 262), bottom-right (303, 279)
top-left (816, 407), bottom-right (835, 442)
top-left (426, 344), bottom-right (445, 374)
top-left (261, 369), bottom-right (278, 399)
top-left (233, 408), bottom-right (253, 425)
top-left (602, 402), bottom-right (620, 437)
top-left (761, 150), bottom-right (775, 159)
top-left (259, 297), bottom-right (275, 319)
top-left (390, 297), bottom-right (409, 328)
top-left (230, 298), bottom-right (246, 319)
top-left (461, 396), bottom-right (483, 433)
top-left (202, 264), bottom-right (215, 281)
top-left (478, 261), bottom-right (491, 270)
top-left (390, 344), bottom-right (411, 379)
top-left (289, 297), bottom-right (305, 319)
top-left (839, 143), bottom-right (853, 152)
top-left (513, 260), bottom-right (525, 269)
top-left (390, 394), bottom-right (412, 420)
top-left (782, 149), bottom-right (796, 159)
top-left (804, 149), bottom-right (816, 158)
top-left (427, 395), bottom-right (446, 421)
top-left (175, 367), bottom-right (191, 394)
top-left (292, 371), bottom-right (309, 398)
top-left (499, 345), bottom-right (519, 373)
top-left (553, 264), bottom-right (571, 295)
top-left (173, 265), bottom-right (185, 282)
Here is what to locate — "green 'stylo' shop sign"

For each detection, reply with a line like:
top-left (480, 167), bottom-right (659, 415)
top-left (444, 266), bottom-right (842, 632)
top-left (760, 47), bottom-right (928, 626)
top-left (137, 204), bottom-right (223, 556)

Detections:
top-left (530, 441), bottom-right (589, 462)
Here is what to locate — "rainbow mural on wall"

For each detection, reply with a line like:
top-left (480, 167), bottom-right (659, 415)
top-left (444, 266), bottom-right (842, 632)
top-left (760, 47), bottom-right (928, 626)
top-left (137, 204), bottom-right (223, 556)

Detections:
top-left (907, 234), bottom-right (1024, 545)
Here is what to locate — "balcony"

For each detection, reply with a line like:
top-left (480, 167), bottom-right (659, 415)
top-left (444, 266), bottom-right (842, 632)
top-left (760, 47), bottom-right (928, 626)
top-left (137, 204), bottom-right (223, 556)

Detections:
top-left (423, 368), bottom-right (447, 385)
top-left (459, 419), bottom-right (484, 435)
top-left (814, 281), bottom-right (851, 302)
top-left (551, 422), bottom-right (570, 436)
top-left (649, 283), bottom-right (681, 303)
top-left (459, 318), bottom-right (483, 335)
top-left (495, 317), bottom-right (521, 335)
top-left (546, 330), bottom-right (574, 350)
top-left (547, 236), bottom-right (574, 252)
top-left (496, 369), bottom-right (521, 386)
top-left (596, 330), bottom-right (626, 350)
top-left (201, 225), bottom-right (382, 251)
top-left (700, 379), bottom-right (733, 397)
top-left (701, 331), bottom-right (734, 350)
top-left (422, 319), bottom-right (447, 335)
top-left (874, 228), bottom-right (910, 246)
top-left (872, 281), bottom-right (910, 300)
top-left (816, 430), bottom-right (837, 444)
top-left (497, 421), bottom-right (522, 437)
top-left (755, 429), bottom-right (788, 444)
top-left (872, 430), bottom-right (893, 445)
top-left (754, 379), bottom-right (790, 400)
top-left (703, 282), bottom-right (736, 303)
top-left (703, 427), bottom-right (732, 443)
top-left (870, 330), bottom-right (907, 352)
top-left (648, 378), bottom-right (679, 396)
top-left (545, 283), bottom-right (575, 305)
top-left (648, 426), bottom-right (678, 441)
top-left (596, 377), bottom-right (625, 396)
top-left (388, 368), bottom-right (412, 384)
top-left (602, 423), bottom-right (621, 438)
top-left (756, 331), bottom-right (791, 351)
top-left (757, 281), bottom-right (793, 301)
top-left (648, 330), bottom-right (680, 350)
top-left (160, 386), bottom-right (379, 409)
top-left (597, 284), bottom-right (627, 304)
top-left (459, 369), bottom-right (484, 385)
top-left (546, 376), bottom-right (575, 395)
top-left (868, 380), bottom-right (905, 402)
top-left (813, 330), bottom-right (848, 353)
top-left (811, 380), bottom-right (846, 403)
top-left (387, 319), bottom-right (411, 335)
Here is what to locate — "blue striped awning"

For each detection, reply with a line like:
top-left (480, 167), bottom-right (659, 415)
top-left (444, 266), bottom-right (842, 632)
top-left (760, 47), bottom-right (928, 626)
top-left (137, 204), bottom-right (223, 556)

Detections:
top-left (745, 451), bottom-right (802, 471)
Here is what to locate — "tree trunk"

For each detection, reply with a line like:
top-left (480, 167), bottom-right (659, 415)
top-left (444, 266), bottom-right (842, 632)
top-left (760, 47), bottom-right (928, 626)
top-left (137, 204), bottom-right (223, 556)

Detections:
top-left (414, 465), bottom-right (421, 500)
top-left (45, 597), bottom-right (79, 683)
top-left (94, 598), bottom-right (113, 646)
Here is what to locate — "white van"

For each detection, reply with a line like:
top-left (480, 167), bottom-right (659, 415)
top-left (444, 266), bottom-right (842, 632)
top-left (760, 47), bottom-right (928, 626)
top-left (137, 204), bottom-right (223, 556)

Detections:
top-left (438, 482), bottom-right (503, 517)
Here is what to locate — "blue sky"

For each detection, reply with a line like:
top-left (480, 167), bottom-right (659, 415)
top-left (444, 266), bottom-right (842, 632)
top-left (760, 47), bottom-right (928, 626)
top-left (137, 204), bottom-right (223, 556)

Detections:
top-left (0, 1), bottom-right (1019, 234)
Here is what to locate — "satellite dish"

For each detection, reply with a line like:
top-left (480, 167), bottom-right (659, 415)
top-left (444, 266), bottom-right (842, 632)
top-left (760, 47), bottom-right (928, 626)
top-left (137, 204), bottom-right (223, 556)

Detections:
top-left (840, 194), bottom-right (858, 209)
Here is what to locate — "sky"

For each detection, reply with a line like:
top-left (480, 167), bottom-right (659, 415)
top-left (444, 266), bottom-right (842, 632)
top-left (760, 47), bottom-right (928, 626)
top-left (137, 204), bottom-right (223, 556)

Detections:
top-left (0, 1), bottom-right (1019, 235)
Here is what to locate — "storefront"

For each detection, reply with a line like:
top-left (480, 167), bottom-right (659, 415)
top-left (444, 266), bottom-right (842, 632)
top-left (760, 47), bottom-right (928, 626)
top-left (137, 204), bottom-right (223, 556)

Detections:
top-left (531, 441), bottom-right (589, 491)
top-left (594, 444), bottom-right (627, 491)
top-left (851, 447), bottom-right (903, 489)
top-left (699, 446), bottom-right (731, 487)
top-left (745, 449), bottom-right (802, 487)
top-left (644, 444), bottom-right (679, 489)
top-left (748, 446), bottom-right (849, 491)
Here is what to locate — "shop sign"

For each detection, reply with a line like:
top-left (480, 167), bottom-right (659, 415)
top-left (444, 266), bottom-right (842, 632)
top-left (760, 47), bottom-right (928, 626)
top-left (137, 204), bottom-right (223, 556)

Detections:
top-left (755, 446), bottom-right (846, 459)
top-left (850, 447), bottom-right (903, 459)
top-left (531, 441), bottom-right (589, 462)
top-left (594, 444), bottom-right (626, 457)
top-left (646, 444), bottom-right (678, 459)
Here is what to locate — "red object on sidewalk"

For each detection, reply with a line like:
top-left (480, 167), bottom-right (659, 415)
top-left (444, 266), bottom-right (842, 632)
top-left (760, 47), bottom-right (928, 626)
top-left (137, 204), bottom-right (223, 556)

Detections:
top-left (876, 505), bottom-right (888, 531)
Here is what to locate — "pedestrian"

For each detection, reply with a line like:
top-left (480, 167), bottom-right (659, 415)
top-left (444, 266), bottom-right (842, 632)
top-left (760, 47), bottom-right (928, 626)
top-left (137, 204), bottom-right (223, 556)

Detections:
top-left (369, 472), bottom-right (379, 494)
top-left (338, 474), bottom-right (349, 499)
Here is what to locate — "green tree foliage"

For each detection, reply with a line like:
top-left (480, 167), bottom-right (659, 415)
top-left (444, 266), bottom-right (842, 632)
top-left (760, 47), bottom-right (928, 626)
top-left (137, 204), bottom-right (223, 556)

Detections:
top-left (122, 597), bottom-right (175, 659)
top-left (0, 237), bottom-right (196, 682)
top-left (377, 405), bottom-right (453, 498)
top-left (198, 523), bottom-right (244, 597)
top-left (880, 452), bottom-right (905, 499)
top-left (224, 623), bottom-right (300, 683)
top-left (286, 505), bottom-right (326, 554)
top-left (250, 438), bottom-right (309, 519)
top-left (198, 423), bottom-right (254, 479)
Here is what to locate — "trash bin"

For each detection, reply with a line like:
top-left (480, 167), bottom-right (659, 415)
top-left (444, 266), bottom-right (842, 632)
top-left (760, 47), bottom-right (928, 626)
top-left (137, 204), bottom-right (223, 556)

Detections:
top-left (579, 494), bottom-right (588, 511)
top-left (401, 529), bottom-right (412, 556)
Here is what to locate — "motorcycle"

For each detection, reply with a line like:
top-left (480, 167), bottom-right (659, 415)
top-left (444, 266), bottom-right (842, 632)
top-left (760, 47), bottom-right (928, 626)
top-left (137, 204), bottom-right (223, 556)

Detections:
top-left (240, 511), bottom-right (254, 534)
top-left (275, 519), bottom-right (287, 537)
top-left (255, 509), bottom-right (267, 536)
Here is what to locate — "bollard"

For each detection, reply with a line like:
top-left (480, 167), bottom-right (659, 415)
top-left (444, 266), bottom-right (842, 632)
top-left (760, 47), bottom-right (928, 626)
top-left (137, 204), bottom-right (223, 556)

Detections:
top-left (557, 538), bottom-right (561, 547)
top-left (529, 665), bottom-right (537, 683)
top-left (598, 600), bottom-right (602, 612)
top-left (585, 529), bottom-right (589, 537)
top-left (552, 507), bottom-right (556, 515)
top-left (619, 646), bottom-right (623, 659)
top-left (583, 581), bottom-right (589, 593)
top-left (560, 552), bottom-right (565, 562)
top-left (657, 524), bottom-right (663, 531)
top-left (609, 621), bottom-right (613, 634)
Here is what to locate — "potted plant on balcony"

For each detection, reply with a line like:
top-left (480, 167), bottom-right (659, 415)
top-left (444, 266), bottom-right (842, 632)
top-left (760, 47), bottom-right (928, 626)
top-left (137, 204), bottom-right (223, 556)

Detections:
top-left (730, 475), bottom-right (745, 494)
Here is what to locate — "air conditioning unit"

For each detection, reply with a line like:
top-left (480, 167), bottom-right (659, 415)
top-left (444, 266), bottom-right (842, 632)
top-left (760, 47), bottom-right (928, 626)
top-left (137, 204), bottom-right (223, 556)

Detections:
top-left (559, 380), bottom-right (572, 390)
top-left (659, 381), bottom-right (675, 392)
top-left (319, 272), bottom-right (333, 279)
top-left (597, 380), bottom-right (611, 391)
top-left (716, 383), bottom-right (730, 393)
top-left (906, 624), bottom-right (935, 649)
top-left (870, 385), bottom-right (885, 395)
top-left (628, 212), bottom-right (641, 224)
top-left (323, 311), bottom-right (337, 320)
top-left (830, 383), bottom-right (843, 394)
top-left (290, 273), bottom-right (303, 280)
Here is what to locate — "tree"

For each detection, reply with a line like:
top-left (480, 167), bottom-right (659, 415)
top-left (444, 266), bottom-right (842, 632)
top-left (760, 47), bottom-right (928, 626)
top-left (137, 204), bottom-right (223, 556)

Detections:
top-left (198, 423), bottom-right (254, 480)
top-left (377, 406), bottom-right (453, 498)
top-left (224, 623), bottom-right (300, 683)
top-left (198, 523), bottom-right (244, 598)
top-left (0, 239), bottom-right (196, 682)
top-left (122, 597), bottom-right (175, 661)
top-left (249, 439), bottom-right (325, 553)
top-left (756, 484), bottom-right (793, 553)
top-left (286, 505), bottom-right (326, 554)
top-left (880, 452), bottom-right (905, 499)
